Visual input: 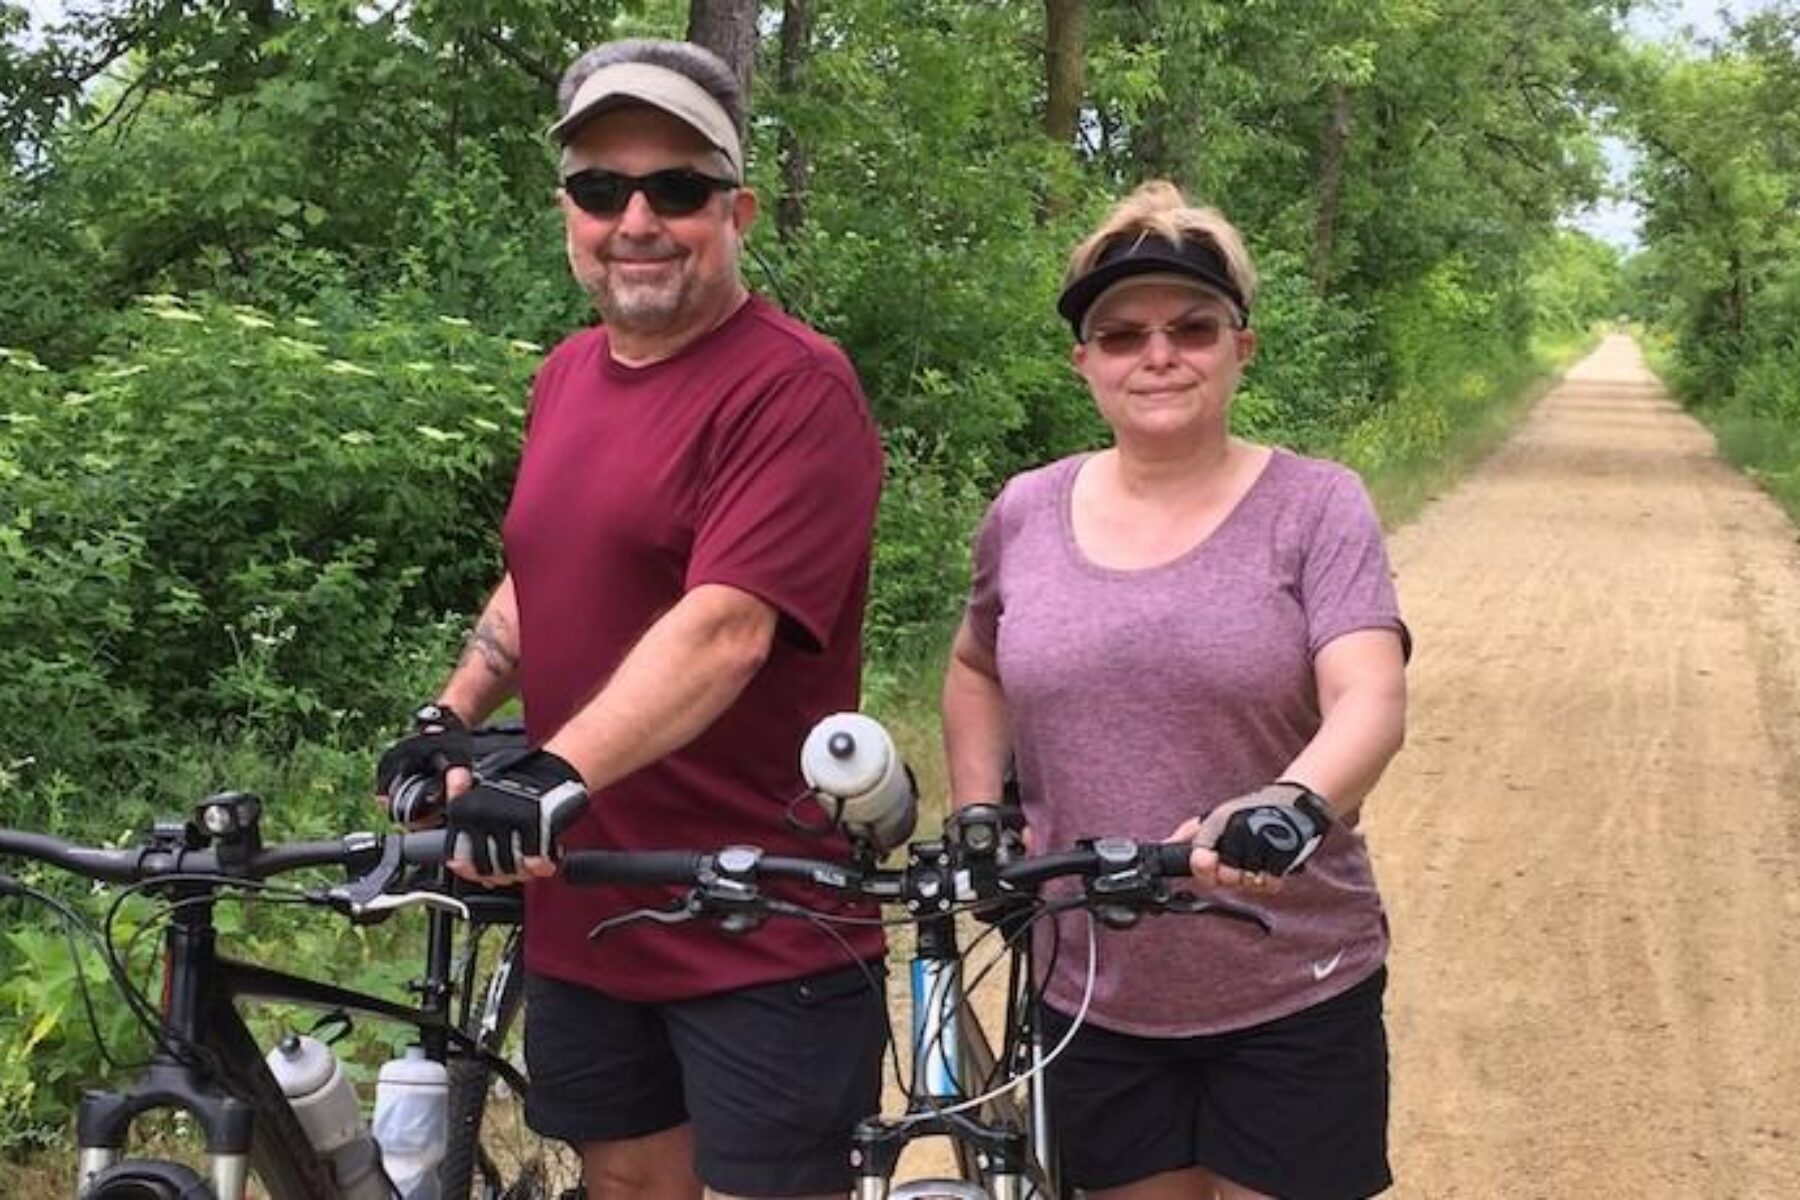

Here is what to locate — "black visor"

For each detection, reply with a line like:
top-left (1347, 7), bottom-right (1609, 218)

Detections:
top-left (1057, 234), bottom-right (1248, 339)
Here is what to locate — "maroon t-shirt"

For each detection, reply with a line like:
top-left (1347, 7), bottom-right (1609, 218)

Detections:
top-left (503, 296), bottom-right (885, 1002)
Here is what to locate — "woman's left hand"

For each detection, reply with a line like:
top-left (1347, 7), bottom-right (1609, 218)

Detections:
top-left (1174, 782), bottom-right (1332, 893)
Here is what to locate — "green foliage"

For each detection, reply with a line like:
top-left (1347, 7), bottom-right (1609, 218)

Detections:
top-left (0, 912), bottom-right (149, 1151)
top-left (867, 434), bottom-right (991, 665)
top-left (1230, 249), bottom-right (1380, 451)
top-left (0, 296), bottom-right (532, 790)
top-left (1624, 10), bottom-right (1800, 524)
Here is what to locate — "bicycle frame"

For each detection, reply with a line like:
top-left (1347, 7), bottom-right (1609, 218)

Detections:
top-left (846, 831), bottom-right (1068, 1200)
top-left (66, 854), bottom-right (524, 1200)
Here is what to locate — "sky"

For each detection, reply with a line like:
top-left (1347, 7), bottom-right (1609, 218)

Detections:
top-left (1571, 0), bottom-right (1782, 251)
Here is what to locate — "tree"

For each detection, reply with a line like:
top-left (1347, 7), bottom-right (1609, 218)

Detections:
top-left (687, 0), bottom-right (759, 107)
top-left (776, 0), bottom-right (813, 237)
top-left (1045, 0), bottom-right (1086, 146)
top-left (1624, 10), bottom-right (1800, 389)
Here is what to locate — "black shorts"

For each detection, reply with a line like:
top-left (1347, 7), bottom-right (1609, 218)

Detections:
top-left (1042, 967), bottom-right (1391, 1199)
top-left (522, 964), bottom-right (887, 1197)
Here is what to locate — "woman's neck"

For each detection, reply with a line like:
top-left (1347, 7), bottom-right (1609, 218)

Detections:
top-left (1107, 434), bottom-right (1247, 499)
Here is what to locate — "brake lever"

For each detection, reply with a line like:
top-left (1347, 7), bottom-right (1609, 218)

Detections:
top-left (357, 890), bottom-right (470, 920)
top-left (588, 899), bottom-right (700, 941)
top-left (1165, 890), bottom-right (1273, 934)
top-left (321, 833), bottom-right (466, 922)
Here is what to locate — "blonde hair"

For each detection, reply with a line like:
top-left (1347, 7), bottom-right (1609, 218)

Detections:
top-left (1065, 181), bottom-right (1257, 313)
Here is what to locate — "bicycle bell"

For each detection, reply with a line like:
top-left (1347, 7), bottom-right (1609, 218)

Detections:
top-left (799, 713), bottom-right (918, 855)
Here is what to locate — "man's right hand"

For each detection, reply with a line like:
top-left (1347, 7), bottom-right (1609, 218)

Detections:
top-left (446, 748), bottom-right (589, 885)
top-left (376, 703), bottom-right (475, 824)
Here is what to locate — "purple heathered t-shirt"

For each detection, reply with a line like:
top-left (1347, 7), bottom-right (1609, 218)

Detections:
top-left (964, 449), bottom-right (1407, 1036)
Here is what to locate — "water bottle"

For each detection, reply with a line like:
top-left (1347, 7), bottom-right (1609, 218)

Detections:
top-left (373, 1045), bottom-right (449, 1200)
top-left (800, 712), bottom-right (918, 854)
top-left (265, 1034), bottom-right (393, 1200)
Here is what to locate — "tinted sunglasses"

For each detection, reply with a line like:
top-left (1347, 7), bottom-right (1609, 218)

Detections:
top-left (562, 168), bottom-right (737, 217)
top-left (1087, 314), bottom-right (1236, 358)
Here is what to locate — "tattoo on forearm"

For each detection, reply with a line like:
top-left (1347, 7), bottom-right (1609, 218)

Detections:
top-left (461, 615), bottom-right (520, 677)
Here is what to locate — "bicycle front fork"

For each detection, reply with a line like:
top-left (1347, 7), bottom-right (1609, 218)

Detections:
top-left (851, 1116), bottom-right (1030, 1200)
top-left (76, 1060), bottom-right (254, 1199)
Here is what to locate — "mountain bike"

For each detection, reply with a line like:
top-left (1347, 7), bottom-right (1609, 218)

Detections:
top-left (559, 803), bottom-right (1269, 1200)
top-left (0, 784), bottom-right (582, 1200)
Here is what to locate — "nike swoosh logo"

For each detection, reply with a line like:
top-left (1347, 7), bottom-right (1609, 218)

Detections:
top-left (1311, 949), bottom-right (1346, 981)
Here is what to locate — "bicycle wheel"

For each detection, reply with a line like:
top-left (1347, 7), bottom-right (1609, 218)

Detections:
top-left (439, 920), bottom-right (584, 1200)
top-left (82, 1159), bottom-right (213, 1199)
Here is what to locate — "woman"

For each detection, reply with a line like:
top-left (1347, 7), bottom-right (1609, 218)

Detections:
top-left (941, 181), bottom-right (1409, 1200)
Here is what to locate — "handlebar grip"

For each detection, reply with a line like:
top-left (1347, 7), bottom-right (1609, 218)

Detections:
top-left (1152, 840), bottom-right (1196, 877)
top-left (562, 850), bottom-right (707, 887)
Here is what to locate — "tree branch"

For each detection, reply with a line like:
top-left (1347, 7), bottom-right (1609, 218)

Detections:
top-left (472, 26), bottom-right (560, 92)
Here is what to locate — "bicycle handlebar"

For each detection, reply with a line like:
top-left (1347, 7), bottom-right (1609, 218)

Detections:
top-left (0, 827), bottom-right (450, 885)
top-left (561, 836), bottom-right (1195, 897)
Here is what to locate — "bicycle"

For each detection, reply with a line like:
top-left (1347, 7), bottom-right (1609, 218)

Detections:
top-left (0, 781), bottom-right (582, 1200)
top-left (558, 801), bottom-right (1270, 1199)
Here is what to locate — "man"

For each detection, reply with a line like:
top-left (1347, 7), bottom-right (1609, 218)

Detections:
top-left (376, 38), bottom-right (886, 1200)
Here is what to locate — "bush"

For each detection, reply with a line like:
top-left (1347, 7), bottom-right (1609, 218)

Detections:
top-left (0, 296), bottom-right (535, 788)
top-left (1232, 249), bottom-right (1380, 451)
top-left (866, 433), bottom-right (991, 668)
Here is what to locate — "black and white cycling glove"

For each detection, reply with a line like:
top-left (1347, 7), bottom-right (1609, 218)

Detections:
top-left (447, 748), bottom-right (589, 877)
top-left (1213, 781), bottom-right (1334, 876)
top-left (376, 703), bottom-right (474, 824)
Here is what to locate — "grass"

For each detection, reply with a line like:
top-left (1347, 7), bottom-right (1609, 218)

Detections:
top-left (1710, 409), bottom-right (1800, 522)
top-left (1639, 331), bottom-right (1800, 530)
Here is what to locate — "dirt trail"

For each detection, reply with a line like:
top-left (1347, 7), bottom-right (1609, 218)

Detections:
top-left (1373, 334), bottom-right (1800, 1197)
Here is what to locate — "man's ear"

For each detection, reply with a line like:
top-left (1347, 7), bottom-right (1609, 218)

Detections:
top-left (730, 186), bottom-right (759, 235)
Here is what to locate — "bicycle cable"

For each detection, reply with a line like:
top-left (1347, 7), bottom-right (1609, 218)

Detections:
top-left (100, 874), bottom-right (317, 1076)
top-left (1, 874), bottom-right (136, 1073)
top-left (750, 889), bottom-right (1068, 1109)
top-left (891, 907), bottom-right (1100, 1129)
top-left (759, 896), bottom-right (915, 1103)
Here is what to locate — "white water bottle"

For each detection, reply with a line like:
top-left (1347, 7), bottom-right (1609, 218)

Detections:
top-left (801, 712), bottom-right (918, 854)
top-left (264, 1034), bottom-right (392, 1200)
top-left (373, 1045), bottom-right (449, 1200)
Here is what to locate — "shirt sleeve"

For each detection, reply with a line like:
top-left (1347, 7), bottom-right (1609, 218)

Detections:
top-left (964, 490), bottom-right (1009, 656)
top-left (1300, 470), bottom-right (1413, 662)
top-left (686, 367), bottom-right (883, 652)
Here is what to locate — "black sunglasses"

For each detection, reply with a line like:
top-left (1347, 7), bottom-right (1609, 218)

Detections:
top-left (562, 168), bottom-right (737, 218)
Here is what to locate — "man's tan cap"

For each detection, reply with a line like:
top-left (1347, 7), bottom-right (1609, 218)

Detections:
top-left (549, 62), bottom-right (744, 181)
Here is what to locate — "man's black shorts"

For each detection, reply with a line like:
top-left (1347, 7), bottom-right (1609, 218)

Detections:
top-left (522, 963), bottom-right (887, 1197)
top-left (1042, 966), bottom-right (1391, 1199)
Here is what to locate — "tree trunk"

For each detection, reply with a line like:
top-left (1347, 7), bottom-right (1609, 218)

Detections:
top-left (1045, 0), bottom-right (1086, 146)
top-left (687, 0), bottom-right (760, 118)
top-left (1312, 83), bottom-right (1353, 293)
top-left (776, 0), bottom-right (812, 238)
top-left (1727, 245), bottom-right (1747, 345)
